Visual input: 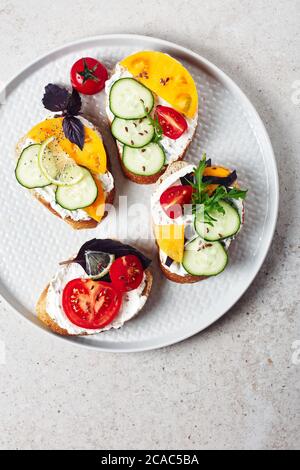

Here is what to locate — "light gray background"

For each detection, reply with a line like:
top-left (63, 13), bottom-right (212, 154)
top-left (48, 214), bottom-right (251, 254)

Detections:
top-left (0, 0), bottom-right (299, 450)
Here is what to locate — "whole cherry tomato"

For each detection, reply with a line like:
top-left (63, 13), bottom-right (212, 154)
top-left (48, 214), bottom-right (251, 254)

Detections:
top-left (71, 57), bottom-right (108, 95)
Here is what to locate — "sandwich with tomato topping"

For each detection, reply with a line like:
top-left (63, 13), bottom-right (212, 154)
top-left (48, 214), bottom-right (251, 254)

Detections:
top-left (105, 51), bottom-right (199, 184)
top-left (36, 239), bottom-right (153, 336)
top-left (15, 79), bottom-right (114, 229)
top-left (151, 154), bottom-right (248, 283)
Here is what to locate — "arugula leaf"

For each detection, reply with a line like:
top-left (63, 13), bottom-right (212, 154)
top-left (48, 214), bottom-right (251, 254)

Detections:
top-left (188, 153), bottom-right (248, 226)
top-left (226, 187), bottom-right (248, 199)
top-left (193, 153), bottom-right (208, 196)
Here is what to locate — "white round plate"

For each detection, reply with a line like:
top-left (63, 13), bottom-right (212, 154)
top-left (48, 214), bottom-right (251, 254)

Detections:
top-left (0, 34), bottom-right (278, 352)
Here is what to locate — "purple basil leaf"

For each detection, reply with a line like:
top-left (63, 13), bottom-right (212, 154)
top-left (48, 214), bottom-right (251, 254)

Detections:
top-left (42, 84), bottom-right (70, 112)
top-left (63, 115), bottom-right (85, 150)
top-left (67, 88), bottom-right (82, 116)
top-left (73, 239), bottom-right (152, 272)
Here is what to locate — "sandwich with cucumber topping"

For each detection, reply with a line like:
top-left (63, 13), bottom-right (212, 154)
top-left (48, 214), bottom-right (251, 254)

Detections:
top-left (15, 84), bottom-right (115, 229)
top-left (151, 154), bottom-right (247, 283)
top-left (36, 239), bottom-right (153, 336)
top-left (105, 51), bottom-right (199, 184)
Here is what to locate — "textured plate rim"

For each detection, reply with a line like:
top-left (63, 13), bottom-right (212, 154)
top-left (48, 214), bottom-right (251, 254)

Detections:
top-left (0, 33), bottom-right (279, 353)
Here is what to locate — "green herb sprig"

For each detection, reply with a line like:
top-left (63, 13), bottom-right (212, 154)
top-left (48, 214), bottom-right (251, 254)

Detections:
top-left (149, 115), bottom-right (163, 143)
top-left (141, 100), bottom-right (163, 143)
top-left (189, 153), bottom-right (248, 226)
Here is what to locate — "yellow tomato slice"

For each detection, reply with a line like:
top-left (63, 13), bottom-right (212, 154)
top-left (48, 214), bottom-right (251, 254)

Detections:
top-left (121, 51), bottom-right (198, 119)
top-left (154, 224), bottom-right (185, 263)
top-left (84, 176), bottom-right (106, 222)
top-left (27, 118), bottom-right (107, 175)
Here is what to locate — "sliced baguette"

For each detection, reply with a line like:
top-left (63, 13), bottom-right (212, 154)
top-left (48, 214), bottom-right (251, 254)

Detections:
top-left (106, 65), bottom-right (198, 184)
top-left (36, 269), bottom-right (153, 336)
top-left (154, 161), bottom-right (241, 284)
top-left (154, 161), bottom-right (204, 283)
top-left (15, 129), bottom-right (115, 230)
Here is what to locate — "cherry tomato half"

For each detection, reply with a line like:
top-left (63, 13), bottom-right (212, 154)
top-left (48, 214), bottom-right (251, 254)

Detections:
top-left (160, 185), bottom-right (193, 219)
top-left (110, 255), bottom-right (144, 293)
top-left (70, 57), bottom-right (108, 95)
top-left (62, 278), bottom-right (122, 329)
top-left (156, 105), bottom-right (188, 140)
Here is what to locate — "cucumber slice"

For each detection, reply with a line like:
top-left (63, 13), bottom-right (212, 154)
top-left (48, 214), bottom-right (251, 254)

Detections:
top-left (195, 201), bottom-right (240, 241)
top-left (111, 117), bottom-right (154, 148)
top-left (182, 237), bottom-right (228, 277)
top-left (55, 168), bottom-right (98, 210)
top-left (123, 143), bottom-right (165, 176)
top-left (109, 78), bottom-right (154, 119)
top-left (85, 251), bottom-right (115, 279)
top-left (15, 144), bottom-right (51, 189)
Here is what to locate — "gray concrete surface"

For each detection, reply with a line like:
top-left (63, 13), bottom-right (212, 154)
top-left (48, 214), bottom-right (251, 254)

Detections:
top-left (0, 0), bottom-right (299, 450)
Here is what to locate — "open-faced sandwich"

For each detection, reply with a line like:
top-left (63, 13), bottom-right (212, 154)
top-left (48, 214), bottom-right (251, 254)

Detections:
top-left (15, 84), bottom-right (114, 229)
top-left (151, 154), bottom-right (248, 283)
top-left (36, 239), bottom-right (153, 336)
top-left (105, 51), bottom-right (198, 184)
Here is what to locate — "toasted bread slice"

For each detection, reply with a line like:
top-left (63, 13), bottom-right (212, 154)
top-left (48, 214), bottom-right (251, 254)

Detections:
top-left (105, 60), bottom-right (198, 184)
top-left (154, 161), bottom-right (204, 283)
top-left (153, 161), bottom-right (242, 284)
top-left (15, 127), bottom-right (115, 230)
top-left (36, 269), bottom-right (153, 336)
top-left (159, 259), bottom-right (205, 284)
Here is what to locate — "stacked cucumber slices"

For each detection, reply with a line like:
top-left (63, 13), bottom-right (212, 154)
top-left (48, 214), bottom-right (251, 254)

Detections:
top-left (109, 78), bottom-right (166, 176)
top-left (181, 200), bottom-right (242, 276)
top-left (15, 137), bottom-right (98, 211)
top-left (181, 201), bottom-right (241, 276)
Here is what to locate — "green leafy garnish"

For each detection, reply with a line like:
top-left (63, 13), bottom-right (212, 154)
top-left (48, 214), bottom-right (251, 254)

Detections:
top-left (189, 153), bottom-right (248, 226)
top-left (149, 115), bottom-right (163, 143)
top-left (225, 187), bottom-right (248, 199)
top-left (141, 100), bottom-right (163, 143)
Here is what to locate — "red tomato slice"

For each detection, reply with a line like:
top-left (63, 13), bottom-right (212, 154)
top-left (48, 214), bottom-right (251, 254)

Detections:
top-left (160, 185), bottom-right (193, 219)
top-left (62, 279), bottom-right (122, 329)
top-left (71, 57), bottom-right (108, 95)
top-left (156, 105), bottom-right (188, 140)
top-left (110, 255), bottom-right (144, 293)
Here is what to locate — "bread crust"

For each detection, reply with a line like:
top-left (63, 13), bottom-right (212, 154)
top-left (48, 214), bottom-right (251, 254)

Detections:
top-left (116, 139), bottom-right (193, 185)
top-left (32, 186), bottom-right (115, 230)
top-left (36, 269), bottom-right (153, 336)
top-left (159, 258), bottom-right (206, 284)
top-left (15, 130), bottom-right (115, 230)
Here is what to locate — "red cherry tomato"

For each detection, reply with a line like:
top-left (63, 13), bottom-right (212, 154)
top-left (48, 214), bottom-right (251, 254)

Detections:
top-left (160, 185), bottom-right (193, 219)
top-left (62, 278), bottom-right (122, 329)
top-left (156, 105), bottom-right (188, 140)
top-left (110, 255), bottom-right (144, 293)
top-left (70, 57), bottom-right (108, 95)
